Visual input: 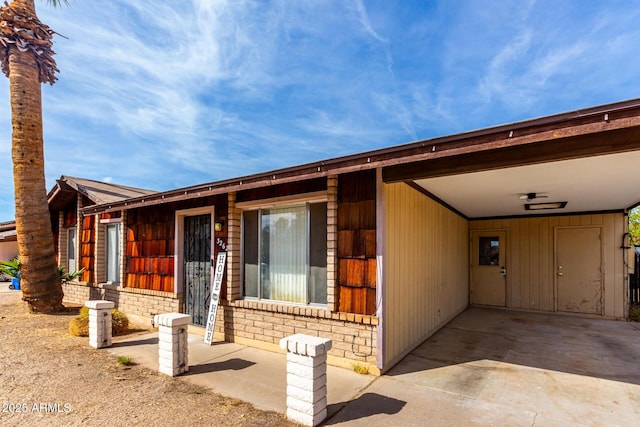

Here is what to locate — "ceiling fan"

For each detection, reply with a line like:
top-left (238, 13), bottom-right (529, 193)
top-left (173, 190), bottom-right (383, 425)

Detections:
top-left (518, 192), bottom-right (549, 202)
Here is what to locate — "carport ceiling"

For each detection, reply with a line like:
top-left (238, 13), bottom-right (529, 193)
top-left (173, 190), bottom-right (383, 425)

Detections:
top-left (414, 150), bottom-right (640, 219)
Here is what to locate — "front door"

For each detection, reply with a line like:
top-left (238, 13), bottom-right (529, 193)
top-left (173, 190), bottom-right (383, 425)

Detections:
top-left (555, 226), bottom-right (603, 315)
top-left (184, 214), bottom-right (212, 326)
top-left (471, 230), bottom-right (507, 306)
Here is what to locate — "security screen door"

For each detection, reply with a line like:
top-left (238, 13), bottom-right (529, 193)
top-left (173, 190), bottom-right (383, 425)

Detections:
top-left (183, 214), bottom-right (212, 326)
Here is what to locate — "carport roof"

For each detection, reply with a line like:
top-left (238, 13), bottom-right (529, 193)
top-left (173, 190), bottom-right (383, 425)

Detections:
top-left (82, 98), bottom-right (640, 217)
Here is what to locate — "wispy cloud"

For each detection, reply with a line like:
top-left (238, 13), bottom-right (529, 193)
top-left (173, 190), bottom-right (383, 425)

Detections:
top-left (1, 1), bottom-right (640, 221)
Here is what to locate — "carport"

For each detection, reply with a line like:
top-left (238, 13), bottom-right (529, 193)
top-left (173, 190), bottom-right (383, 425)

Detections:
top-left (386, 99), bottom-right (640, 317)
top-left (376, 98), bottom-right (640, 372)
top-left (328, 307), bottom-right (640, 426)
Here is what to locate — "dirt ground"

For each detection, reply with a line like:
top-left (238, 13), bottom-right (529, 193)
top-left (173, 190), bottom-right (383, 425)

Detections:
top-left (0, 291), bottom-right (298, 427)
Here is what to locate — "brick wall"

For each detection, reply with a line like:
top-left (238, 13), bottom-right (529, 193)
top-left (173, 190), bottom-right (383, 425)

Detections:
top-left (62, 282), bottom-right (93, 303)
top-left (63, 282), bottom-right (180, 322)
top-left (64, 280), bottom-right (378, 369)
top-left (215, 300), bottom-right (378, 366)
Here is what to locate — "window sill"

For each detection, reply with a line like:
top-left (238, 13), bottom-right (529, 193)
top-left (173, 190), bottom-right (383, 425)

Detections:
top-left (229, 299), bottom-right (378, 325)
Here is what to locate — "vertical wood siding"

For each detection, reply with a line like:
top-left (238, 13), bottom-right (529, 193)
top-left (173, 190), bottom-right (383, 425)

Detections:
top-left (469, 213), bottom-right (625, 317)
top-left (384, 182), bottom-right (469, 367)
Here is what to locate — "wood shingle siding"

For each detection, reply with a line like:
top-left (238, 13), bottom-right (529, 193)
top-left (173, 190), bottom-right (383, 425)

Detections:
top-left (80, 215), bottom-right (95, 282)
top-left (337, 170), bottom-right (377, 315)
top-left (126, 207), bottom-right (175, 292)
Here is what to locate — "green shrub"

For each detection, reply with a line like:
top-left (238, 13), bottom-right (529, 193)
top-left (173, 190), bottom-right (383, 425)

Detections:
top-left (629, 304), bottom-right (640, 322)
top-left (351, 363), bottom-right (370, 375)
top-left (68, 306), bottom-right (130, 337)
top-left (116, 356), bottom-right (134, 366)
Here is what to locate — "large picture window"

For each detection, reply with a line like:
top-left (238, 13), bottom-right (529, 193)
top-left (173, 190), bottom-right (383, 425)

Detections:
top-left (243, 202), bottom-right (327, 304)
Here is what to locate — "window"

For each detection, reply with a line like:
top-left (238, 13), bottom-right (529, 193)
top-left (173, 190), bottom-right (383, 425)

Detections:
top-left (106, 223), bottom-right (120, 283)
top-left (67, 228), bottom-right (77, 274)
top-left (243, 202), bottom-right (327, 304)
top-left (479, 236), bottom-right (499, 266)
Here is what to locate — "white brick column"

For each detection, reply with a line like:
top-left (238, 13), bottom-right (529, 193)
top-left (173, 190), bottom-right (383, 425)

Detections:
top-left (280, 334), bottom-right (333, 426)
top-left (85, 300), bottom-right (115, 349)
top-left (154, 313), bottom-right (192, 376)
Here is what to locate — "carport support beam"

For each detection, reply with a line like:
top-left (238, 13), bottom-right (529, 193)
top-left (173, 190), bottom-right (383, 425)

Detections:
top-left (154, 313), bottom-right (192, 376)
top-left (280, 334), bottom-right (333, 426)
top-left (85, 300), bottom-right (114, 349)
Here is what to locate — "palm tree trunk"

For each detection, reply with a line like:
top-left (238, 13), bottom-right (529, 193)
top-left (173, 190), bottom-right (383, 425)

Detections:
top-left (6, 0), bottom-right (63, 312)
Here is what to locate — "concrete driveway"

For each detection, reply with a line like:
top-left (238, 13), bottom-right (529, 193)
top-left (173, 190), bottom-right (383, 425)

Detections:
top-left (327, 307), bottom-right (640, 426)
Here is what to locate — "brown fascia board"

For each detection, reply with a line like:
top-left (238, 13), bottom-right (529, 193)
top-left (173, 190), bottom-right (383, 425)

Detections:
top-left (82, 97), bottom-right (640, 215)
top-left (0, 221), bottom-right (16, 232)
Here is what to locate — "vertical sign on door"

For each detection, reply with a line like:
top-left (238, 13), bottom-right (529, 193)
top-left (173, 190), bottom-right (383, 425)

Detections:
top-left (204, 251), bottom-right (226, 345)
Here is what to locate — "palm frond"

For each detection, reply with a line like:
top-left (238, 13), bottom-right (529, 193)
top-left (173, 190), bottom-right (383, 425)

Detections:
top-left (45, 0), bottom-right (70, 7)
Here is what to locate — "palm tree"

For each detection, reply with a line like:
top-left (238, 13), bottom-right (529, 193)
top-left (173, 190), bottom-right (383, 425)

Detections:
top-left (0, 0), bottom-right (67, 313)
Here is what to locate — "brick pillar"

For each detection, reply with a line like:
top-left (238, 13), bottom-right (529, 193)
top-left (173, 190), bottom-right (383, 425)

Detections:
top-left (58, 212), bottom-right (67, 269)
top-left (280, 334), bottom-right (333, 426)
top-left (154, 313), bottom-right (191, 376)
top-left (227, 192), bottom-right (241, 301)
top-left (76, 197), bottom-right (83, 279)
top-left (95, 215), bottom-right (105, 284)
top-left (120, 210), bottom-right (127, 286)
top-left (327, 175), bottom-right (338, 312)
top-left (85, 300), bottom-right (115, 349)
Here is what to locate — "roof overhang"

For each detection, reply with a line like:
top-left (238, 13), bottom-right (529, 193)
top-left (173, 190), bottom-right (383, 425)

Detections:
top-left (0, 221), bottom-right (17, 241)
top-left (385, 123), bottom-right (640, 218)
top-left (82, 98), bottom-right (640, 217)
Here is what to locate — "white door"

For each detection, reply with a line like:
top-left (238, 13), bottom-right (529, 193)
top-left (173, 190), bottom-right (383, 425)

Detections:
top-left (471, 230), bottom-right (506, 306)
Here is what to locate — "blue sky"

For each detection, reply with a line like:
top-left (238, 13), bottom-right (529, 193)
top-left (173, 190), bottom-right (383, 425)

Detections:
top-left (1, 0), bottom-right (639, 222)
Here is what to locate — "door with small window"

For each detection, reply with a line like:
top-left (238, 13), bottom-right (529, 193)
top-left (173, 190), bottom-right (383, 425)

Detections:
top-left (471, 230), bottom-right (507, 306)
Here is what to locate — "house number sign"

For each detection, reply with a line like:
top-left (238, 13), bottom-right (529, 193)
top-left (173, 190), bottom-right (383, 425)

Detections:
top-left (204, 251), bottom-right (227, 345)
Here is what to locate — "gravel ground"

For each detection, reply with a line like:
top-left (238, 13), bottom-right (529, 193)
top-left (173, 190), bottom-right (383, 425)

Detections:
top-left (0, 291), bottom-right (298, 427)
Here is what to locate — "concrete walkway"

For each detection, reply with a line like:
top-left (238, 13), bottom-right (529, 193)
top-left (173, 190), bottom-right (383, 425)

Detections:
top-left (108, 331), bottom-right (376, 419)
top-left (108, 308), bottom-right (640, 426)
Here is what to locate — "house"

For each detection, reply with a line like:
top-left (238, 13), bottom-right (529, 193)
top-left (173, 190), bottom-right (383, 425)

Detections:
top-left (62, 98), bottom-right (640, 374)
top-left (47, 176), bottom-right (156, 300)
top-left (0, 220), bottom-right (18, 262)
